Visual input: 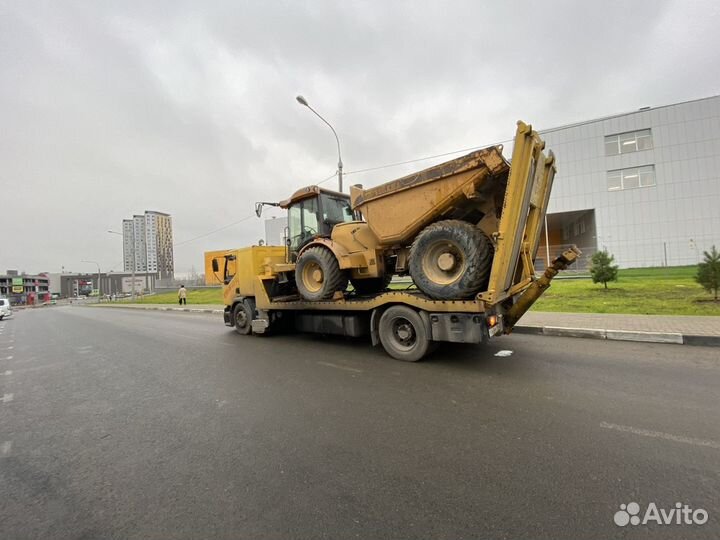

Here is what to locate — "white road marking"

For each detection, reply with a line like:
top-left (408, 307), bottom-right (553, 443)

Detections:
top-left (494, 350), bottom-right (514, 357)
top-left (317, 361), bottom-right (364, 373)
top-left (1, 441), bottom-right (12, 456)
top-left (2, 393), bottom-right (14, 403)
top-left (3, 370), bottom-right (11, 376)
top-left (600, 421), bottom-right (720, 450)
top-left (6, 346), bottom-right (13, 350)
top-left (5, 356), bottom-right (13, 360)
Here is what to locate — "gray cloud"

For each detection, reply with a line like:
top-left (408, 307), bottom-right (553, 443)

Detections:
top-left (1, 0), bottom-right (718, 275)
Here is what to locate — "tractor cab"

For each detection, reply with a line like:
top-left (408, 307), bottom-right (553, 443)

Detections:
top-left (256, 186), bottom-right (357, 262)
top-left (280, 186), bottom-right (356, 260)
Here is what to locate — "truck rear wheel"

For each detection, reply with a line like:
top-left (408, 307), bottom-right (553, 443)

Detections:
top-left (233, 298), bottom-right (255, 335)
top-left (378, 306), bottom-right (431, 362)
top-left (296, 246), bottom-right (348, 301)
top-left (409, 219), bottom-right (493, 300)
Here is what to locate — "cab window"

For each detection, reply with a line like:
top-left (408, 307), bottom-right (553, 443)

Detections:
top-left (321, 194), bottom-right (354, 227)
top-left (288, 197), bottom-right (320, 256)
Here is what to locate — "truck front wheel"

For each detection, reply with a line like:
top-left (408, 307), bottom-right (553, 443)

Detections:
top-left (233, 299), bottom-right (254, 335)
top-left (378, 306), bottom-right (431, 362)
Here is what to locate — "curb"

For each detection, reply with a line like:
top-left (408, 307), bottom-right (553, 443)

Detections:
top-left (87, 305), bottom-right (224, 315)
top-left (514, 325), bottom-right (719, 347)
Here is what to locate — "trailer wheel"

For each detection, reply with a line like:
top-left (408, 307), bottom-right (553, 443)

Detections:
top-left (233, 299), bottom-right (254, 335)
top-left (350, 273), bottom-right (392, 295)
top-left (378, 306), bottom-right (431, 362)
top-left (409, 219), bottom-right (493, 300)
top-left (296, 246), bottom-right (348, 301)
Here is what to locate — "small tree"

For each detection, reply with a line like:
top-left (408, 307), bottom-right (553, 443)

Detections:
top-left (590, 250), bottom-right (619, 289)
top-left (696, 245), bottom-right (720, 301)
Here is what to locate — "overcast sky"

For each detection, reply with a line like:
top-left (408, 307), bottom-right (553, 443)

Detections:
top-left (2, 0), bottom-right (719, 276)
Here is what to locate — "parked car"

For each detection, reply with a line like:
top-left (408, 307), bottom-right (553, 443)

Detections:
top-left (0, 298), bottom-right (12, 320)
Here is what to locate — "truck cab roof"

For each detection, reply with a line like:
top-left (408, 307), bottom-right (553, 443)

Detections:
top-left (278, 185), bottom-right (349, 209)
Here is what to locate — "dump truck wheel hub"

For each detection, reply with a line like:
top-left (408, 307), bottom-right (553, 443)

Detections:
top-left (301, 261), bottom-right (325, 293)
top-left (437, 252), bottom-right (456, 271)
top-left (422, 241), bottom-right (466, 285)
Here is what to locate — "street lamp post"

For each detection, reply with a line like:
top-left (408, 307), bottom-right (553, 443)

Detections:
top-left (296, 95), bottom-right (343, 192)
top-left (81, 260), bottom-right (101, 299)
top-left (108, 230), bottom-right (135, 299)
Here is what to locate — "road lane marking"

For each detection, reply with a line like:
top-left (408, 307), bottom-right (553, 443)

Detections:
top-left (2, 393), bottom-right (14, 403)
top-left (494, 350), bottom-right (514, 357)
top-left (1, 441), bottom-right (11, 456)
top-left (3, 370), bottom-right (11, 376)
top-left (5, 356), bottom-right (13, 360)
top-left (600, 421), bottom-right (720, 450)
top-left (5, 346), bottom-right (13, 350)
top-left (317, 361), bottom-right (364, 373)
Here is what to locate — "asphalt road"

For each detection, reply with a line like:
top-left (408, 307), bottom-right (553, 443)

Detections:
top-left (1, 306), bottom-right (718, 539)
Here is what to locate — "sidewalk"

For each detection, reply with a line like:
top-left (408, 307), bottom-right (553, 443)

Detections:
top-left (516, 311), bottom-right (720, 346)
top-left (89, 304), bottom-right (720, 347)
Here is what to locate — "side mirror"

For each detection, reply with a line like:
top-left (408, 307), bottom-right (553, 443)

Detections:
top-left (211, 259), bottom-right (219, 272)
top-left (255, 202), bottom-right (263, 218)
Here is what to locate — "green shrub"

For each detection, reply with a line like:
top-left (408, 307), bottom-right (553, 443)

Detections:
top-left (696, 246), bottom-right (720, 301)
top-left (590, 250), bottom-right (619, 289)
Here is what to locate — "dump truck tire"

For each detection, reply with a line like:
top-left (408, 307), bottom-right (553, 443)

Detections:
top-left (351, 274), bottom-right (392, 295)
top-left (409, 219), bottom-right (493, 300)
top-left (296, 246), bottom-right (348, 301)
top-left (378, 306), bottom-right (431, 362)
top-left (233, 299), bottom-right (254, 335)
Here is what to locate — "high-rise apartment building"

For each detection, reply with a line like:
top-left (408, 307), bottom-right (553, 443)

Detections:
top-left (122, 211), bottom-right (174, 279)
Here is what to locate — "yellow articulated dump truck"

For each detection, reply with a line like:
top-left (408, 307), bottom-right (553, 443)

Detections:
top-left (208, 121), bottom-right (579, 361)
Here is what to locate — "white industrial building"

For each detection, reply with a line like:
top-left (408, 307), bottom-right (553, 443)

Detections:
top-left (265, 216), bottom-right (288, 247)
top-left (539, 94), bottom-right (720, 269)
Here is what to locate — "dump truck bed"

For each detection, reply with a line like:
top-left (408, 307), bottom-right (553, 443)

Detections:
top-left (349, 145), bottom-right (508, 245)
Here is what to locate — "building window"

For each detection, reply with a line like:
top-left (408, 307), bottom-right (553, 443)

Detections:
top-left (607, 165), bottom-right (656, 191)
top-left (605, 129), bottom-right (653, 156)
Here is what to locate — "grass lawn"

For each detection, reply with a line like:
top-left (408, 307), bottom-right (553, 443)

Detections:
top-left (128, 266), bottom-right (719, 316)
top-left (132, 288), bottom-right (223, 305)
top-left (532, 265), bottom-right (719, 316)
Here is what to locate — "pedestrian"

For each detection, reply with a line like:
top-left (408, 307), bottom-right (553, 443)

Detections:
top-left (178, 284), bottom-right (187, 305)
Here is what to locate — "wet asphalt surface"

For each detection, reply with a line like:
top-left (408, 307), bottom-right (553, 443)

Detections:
top-left (0, 306), bottom-right (718, 539)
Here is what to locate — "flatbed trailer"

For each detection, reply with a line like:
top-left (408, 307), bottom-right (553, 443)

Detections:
top-left (220, 246), bottom-right (579, 361)
top-left (212, 121), bottom-right (580, 361)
